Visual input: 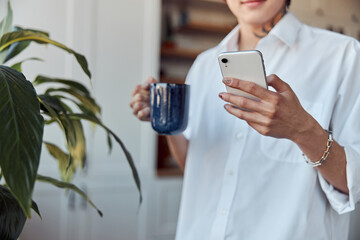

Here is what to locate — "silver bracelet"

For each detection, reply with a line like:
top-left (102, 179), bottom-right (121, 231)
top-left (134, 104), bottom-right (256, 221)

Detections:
top-left (303, 131), bottom-right (333, 167)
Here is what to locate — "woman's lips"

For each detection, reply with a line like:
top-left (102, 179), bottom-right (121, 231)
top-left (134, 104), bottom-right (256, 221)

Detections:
top-left (241, 0), bottom-right (266, 8)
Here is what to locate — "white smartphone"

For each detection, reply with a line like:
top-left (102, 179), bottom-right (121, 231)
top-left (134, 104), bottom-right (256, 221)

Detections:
top-left (218, 50), bottom-right (267, 101)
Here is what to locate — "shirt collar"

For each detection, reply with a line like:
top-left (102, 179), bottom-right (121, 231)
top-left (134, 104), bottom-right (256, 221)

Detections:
top-left (218, 25), bottom-right (240, 52)
top-left (219, 11), bottom-right (302, 51)
top-left (269, 11), bottom-right (302, 47)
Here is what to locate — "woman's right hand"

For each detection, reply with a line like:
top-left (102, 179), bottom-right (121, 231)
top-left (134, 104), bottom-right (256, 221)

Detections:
top-left (129, 77), bottom-right (158, 121)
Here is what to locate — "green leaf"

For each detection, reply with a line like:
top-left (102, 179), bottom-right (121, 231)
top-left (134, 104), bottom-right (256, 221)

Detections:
top-left (36, 174), bottom-right (103, 217)
top-left (0, 65), bottom-right (44, 217)
top-left (39, 94), bottom-right (87, 169)
top-left (4, 27), bottom-right (49, 63)
top-left (4, 39), bottom-right (30, 63)
top-left (0, 30), bottom-right (91, 79)
top-left (38, 95), bottom-right (75, 168)
top-left (107, 132), bottom-right (113, 154)
top-left (31, 200), bottom-right (41, 219)
top-left (52, 95), bottom-right (99, 118)
top-left (66, 119), bottom-right (86, 169)
top-left (14, 27), bottom-right (49, 37)
top-left (0, 1), bottom-right (13, 64)
top-left (39, 94), bottom-right (68, 114)
top-left (56, 98), bottom-right (74, 114)
top-left (38, 94), bottom-right (74, 144)
top-left (46, 87), bottom-right (101, 116)
top-left (34, 75), bottom-right (90, 96)
top-left (67, 113), bottom-right (142, 204)
top-left (46, 118), bottom-right (86, 170)
top-left (10, 57), bottom-right (43, 72)
top-left (44, 142), bottom-right (75, 183)
top-left (0, 185), bottom-right (27, 240)
top-left (34, 75), bottom-right (100, 117)
top-left (0, 1), bottom-right (13, 36)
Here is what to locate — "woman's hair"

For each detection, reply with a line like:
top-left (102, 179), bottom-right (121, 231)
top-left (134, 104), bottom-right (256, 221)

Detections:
top-left (287, 0), bottom-right (291, 6)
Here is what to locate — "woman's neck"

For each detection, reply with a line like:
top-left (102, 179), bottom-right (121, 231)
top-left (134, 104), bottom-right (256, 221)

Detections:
top-left (238, 6), bottom-right (287, 51)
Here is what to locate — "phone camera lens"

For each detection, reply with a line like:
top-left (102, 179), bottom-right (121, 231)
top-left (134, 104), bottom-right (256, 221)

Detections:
top-left (221, 58), bottom-right (228, 63)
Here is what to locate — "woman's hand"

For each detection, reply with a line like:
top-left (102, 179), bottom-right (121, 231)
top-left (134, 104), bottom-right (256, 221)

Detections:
top-left (219, 74), bottom-right (349, 193)
top-left (218, 74), bottom-right (320, 141)
top-left (129, 77), bottom-right (157, 121)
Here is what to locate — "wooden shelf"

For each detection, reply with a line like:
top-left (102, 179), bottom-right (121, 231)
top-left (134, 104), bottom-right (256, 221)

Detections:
top-left (161, 46), bottom-right (201, 60)
top-left (177, 22), bottom-right (234, 35)
top-left (157, 168), bottom-right (183, 177)
top-left (156, 135), bottom-right (183, 177)
top-left (160, 76), bottom-right (185, 84)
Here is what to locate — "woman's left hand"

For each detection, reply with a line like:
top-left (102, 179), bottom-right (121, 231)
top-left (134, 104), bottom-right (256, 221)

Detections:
top-left (218, 74), bottom-right (318, 141)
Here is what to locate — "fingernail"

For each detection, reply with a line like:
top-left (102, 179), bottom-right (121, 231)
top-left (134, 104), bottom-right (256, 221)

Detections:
top-left (223, 79), bottom-right (231, 85)
top-left (224, 104), bottom-right (229, 110)
top-left (218, 93), bottom-right (224, 99)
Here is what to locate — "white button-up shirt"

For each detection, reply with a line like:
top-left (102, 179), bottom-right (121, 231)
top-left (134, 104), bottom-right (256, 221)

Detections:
top-left (176, 12), bottom-right (360, 240)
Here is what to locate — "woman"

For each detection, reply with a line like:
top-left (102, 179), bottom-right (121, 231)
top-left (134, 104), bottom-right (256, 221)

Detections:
top-left (130, 0), bottom-right (360, 239)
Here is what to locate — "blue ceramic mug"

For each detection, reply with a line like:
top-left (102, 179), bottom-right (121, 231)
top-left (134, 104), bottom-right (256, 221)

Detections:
top-left (150, 83), bottom-right (190, 135)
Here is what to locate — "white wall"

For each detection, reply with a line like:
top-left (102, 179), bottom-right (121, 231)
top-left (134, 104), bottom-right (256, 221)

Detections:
top-left (291, 0), bottom-right (360, 39)
top-left (0, 0), bottom-right (163, 239)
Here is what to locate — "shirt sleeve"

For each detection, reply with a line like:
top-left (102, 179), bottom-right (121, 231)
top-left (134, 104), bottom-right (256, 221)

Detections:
top-left (318, 40), bottom-right (360, 214)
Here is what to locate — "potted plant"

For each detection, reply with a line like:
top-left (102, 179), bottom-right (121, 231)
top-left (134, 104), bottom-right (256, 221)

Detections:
top-left (0, 2), bottom-right (141, 239)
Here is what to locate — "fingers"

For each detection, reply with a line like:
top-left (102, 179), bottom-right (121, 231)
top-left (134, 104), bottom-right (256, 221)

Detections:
top-left (132, 77), bottom-right (158, 96)
top-left (224, 104), bottom-right (270, 125)
top-left (130, 77), bottom-right (158, 121)
top-left (129, 91), bottom-right (150, 109)
top-left (222, 75), bottom-right (304, 139)
top-left (132, 84), bottom-right (142, 97)
top-left (130, 100), bottom-right (150, 121)
top-left (130, 77), bottom-right (156, 107)
top-left (136, 106), bottom-right (150, 121)
top-left (145, 77), bottom-right (158, 84)
top-left (223, 77), bottom-right (273, 100)
top-left (222, 74), bottom-right (290, 99)
top-left (142, 77), bottom-right (158, 91)
top-left (132, 101), bottom-right (148, 115)
top-left (219, 92), bottom-right (278, 118)
top-left (221, 75), bottom-right (290, 113)
top-left (224, 104), bottom-right (278, 137)
top-left (266, 74), bottom-right (290, 93)
top-left (132, 90), bottom-right (150, 102)
top-left (219, 93), bottom-right (265, 113)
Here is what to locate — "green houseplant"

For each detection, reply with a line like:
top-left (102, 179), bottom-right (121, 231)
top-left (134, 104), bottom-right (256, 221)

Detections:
top-left (0, 2), bottom-right (141, 238)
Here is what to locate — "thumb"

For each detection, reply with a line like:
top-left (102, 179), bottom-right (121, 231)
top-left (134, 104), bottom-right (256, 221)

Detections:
top-left (143, 77), bottom-right (158, 90)
top-left (266, 74), bottom-right (289, 93)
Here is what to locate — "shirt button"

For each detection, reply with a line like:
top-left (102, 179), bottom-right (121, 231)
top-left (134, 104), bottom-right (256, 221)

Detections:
top-left (236, 132), bottom-right (243, 139)
top-left (228, 170), bottom-right (234, 176)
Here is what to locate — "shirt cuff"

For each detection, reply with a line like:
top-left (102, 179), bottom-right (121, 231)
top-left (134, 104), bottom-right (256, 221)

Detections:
top-left (318, 146), bottom-right (360, 214)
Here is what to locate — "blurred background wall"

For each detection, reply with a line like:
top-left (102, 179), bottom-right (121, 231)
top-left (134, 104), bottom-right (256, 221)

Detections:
top-left (1, 0), bottom-right (173, 239)
top-left (0, 0), bottom-right (358, 239)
